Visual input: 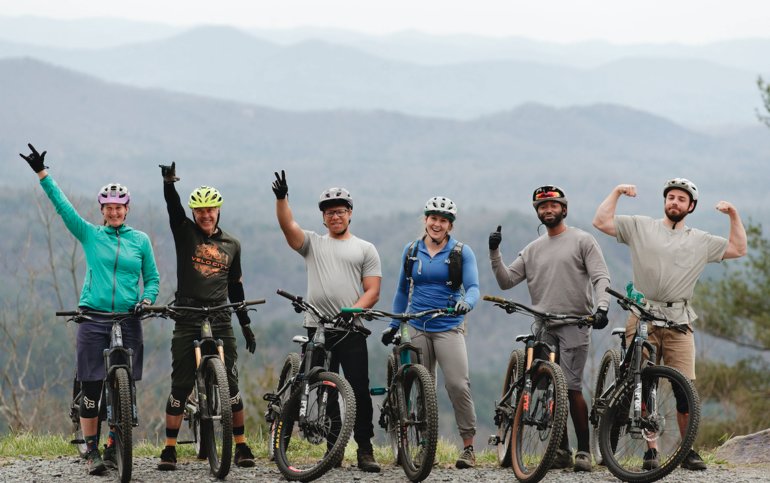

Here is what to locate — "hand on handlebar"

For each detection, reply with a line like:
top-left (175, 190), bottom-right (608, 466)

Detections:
top-left (454, 299), bottom-right (471, 315)
top-left (133, 299), bottom-right (150, 316)
top-left (592, 308), bottom-right (609, 330)
top-left (381, 326), bottom-right (398, 346)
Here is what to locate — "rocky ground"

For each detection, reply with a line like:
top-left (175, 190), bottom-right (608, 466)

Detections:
top-left (2, 456), bottom-right (769, 482)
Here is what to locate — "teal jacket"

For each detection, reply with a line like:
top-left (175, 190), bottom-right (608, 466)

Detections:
top-left (41, 175), bottom-right (160, 312)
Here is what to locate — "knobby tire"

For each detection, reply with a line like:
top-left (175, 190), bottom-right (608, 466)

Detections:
top-left (590, 349), bottom-right (621, 466)
top-left (497, 348), bottom-right (525, 467)
top-left (397, 363), bottom-right (438, 482)
top-left (268, 352), bottom-right (301, 462)
top-left (511, 360), bottom-right (569, 483)
top-left (113, 368), bottom-right (133, 483)
top-left (201, 358), bottom-right (233, 479)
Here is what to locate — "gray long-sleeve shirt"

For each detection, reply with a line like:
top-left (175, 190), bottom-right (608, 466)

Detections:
top-left (490, 226), bottom-right (611, 316)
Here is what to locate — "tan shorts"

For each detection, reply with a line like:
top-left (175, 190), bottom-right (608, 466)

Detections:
top-left (624, 314), bottom-right (696, 380)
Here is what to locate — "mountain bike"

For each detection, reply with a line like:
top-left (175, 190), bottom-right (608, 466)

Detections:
top-left (264, 289), bottom-right (365, 482)
top-left (340, 306), bottom-right (452, 482)
top-left (484, 295), bottom-right (593, 483)
top-left (148, 299), bottom-right (265, 479)
top-left (589, 287), bottom-right (700, 482)
top-left (59, 308), bottom-right (161, 483)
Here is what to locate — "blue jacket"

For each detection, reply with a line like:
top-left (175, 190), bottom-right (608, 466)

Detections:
top-left (41, 175), bottom-right (160, 312)
top-left (392, 236), bottom-right (480, 332)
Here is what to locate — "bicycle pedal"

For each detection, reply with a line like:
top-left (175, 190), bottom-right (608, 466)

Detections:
top-left (70, 438), bottom-right (86, 445)
top-left (263, 392), bottom-right (277, 401)
top-left (369, 387), bottom-right (387, 396)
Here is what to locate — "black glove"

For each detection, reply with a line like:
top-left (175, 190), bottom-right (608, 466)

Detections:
top-left (336, 310), bottom-right (355, 328)
top-left (133, 299), bottom-right (150, 316)
top-left (272, 170), bottom-right (288, 199)
top-left (159, 161), bottom-right (180, 183)
top-left (20, 143), bottom-right (48, 173)
top-left (489, 225), bottom-right (502, 250)
top-left (240, 324), bottom-right (256, 353)
top-left (454, 300), bottom-right (471, 315)
top-left (381, 326), bottom-right (398, 346)
top-left (592, 308), bottom-right (609, 330)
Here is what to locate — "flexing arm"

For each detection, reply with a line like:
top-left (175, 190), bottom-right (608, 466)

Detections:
top-left (717, 201), bottom-right (747, 260)
top-left (593, 184), bottom-right (637, 237)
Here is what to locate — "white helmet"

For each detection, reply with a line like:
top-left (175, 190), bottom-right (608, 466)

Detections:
top-left (664, 178), bottom-right (698, 211)
top-left (318, 187), bottom-right (353, 211)
top-left (424, 196), bottom-right (457, 222)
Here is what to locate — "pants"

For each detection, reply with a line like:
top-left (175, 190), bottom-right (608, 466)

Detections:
top-left (407, 325), bottom-right (477, 440)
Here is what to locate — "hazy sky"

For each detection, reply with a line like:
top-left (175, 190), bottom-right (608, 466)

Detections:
top-left (1, 0), bottom-right (768, 44)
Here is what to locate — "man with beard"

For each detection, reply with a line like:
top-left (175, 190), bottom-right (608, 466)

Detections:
top-left (593, 178), bottom-right (746, 471)
top-left (272, 171), bottom-right (382, 472)
top-left (489, 185), bottom-right (611, 472)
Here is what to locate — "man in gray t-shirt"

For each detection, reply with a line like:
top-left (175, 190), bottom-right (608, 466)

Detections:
top-left (272, 171), bottom-right (382, 473)
top-left (489, 185), bottom-right (611, 473)
top-left (593, 178), bottom-right (747, 471)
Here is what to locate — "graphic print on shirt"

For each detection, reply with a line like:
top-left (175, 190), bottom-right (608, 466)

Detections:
top-left (191, 242), bottom-right (230, 277)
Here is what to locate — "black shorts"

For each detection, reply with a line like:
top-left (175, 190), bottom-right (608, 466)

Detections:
top-left (170, 321), bottom-right (238, 394)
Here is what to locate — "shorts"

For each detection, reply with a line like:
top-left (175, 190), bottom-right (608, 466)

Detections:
top-left (169, 320), bottom-right (239, 395)
top-left (624, 314), bottom-right (695, 380)
top-left (76, 315), bottom-right (143, 382)
top-left (534, 322), bottom-right (589, 391)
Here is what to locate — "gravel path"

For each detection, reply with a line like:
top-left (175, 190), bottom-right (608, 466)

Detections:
top-left (2, 456), bottom-right (770, 482)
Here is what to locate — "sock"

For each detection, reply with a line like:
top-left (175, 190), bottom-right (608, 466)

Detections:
top-left (85, 435), bottom-right (99, 452)
top-left (233, 426), bottom-right (246, 445)
top-left (165, 427), bottom-right (179, 447)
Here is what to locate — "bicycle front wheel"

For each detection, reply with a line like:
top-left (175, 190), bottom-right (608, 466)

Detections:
top-left (268, 352), bottom-right (301, 462)
top-left (397, 363), bottom-right (438, 482)
top-left (511, 360), bottom-right (568, 483)
top-left (273, 371), bottom-right (356, 482)
top-left (497, 348), bottom-right (525, 467)
top-left (200, 358), bottom-right (233, 479)
top-left (599, 365), bottom-right (700, 483)
top-left (112, 368), bottom-right (133, 483)
top-left (590, 348), bottom-right (621, 466)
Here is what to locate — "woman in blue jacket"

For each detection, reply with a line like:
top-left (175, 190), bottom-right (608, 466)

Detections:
top-left (386, 196), bottom-right (480, 469)
top-left (20, 143), bottom-right (160, 475)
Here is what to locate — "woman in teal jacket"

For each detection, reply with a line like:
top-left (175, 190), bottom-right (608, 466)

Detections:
top-left (20, 143), bottom-right (160, 475)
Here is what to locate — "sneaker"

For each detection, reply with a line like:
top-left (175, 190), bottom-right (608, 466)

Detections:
top-left (642, 448), bottom-right (660, 470)
top-left (357, 450), bottom-right (381, 473)
top-left (455, 445), bottom-right (476, 469)
top-left (551, 448), bottom-right (573, 469)
top-left (85, 449), bottom-right (107, 475)
top-left (157, 445), bottom-right (177, 471)
top-left (102, 444), bottom-right (116, 468)
top-left (681, 449), bottom-right (707, 471)
top-left (574, 451), bottom-right (592, 472)
top-left (233, 443), bottom-right (256, 468)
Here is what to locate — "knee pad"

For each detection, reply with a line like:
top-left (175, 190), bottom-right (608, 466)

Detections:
top-left (230, 390), bottom-right (244, 413)
top-left (166, 386), bottom-right (190, 416)
top-left (672, 381), bottom-right (690, 414)
top-left (79, 381), bottom-right (102, 419)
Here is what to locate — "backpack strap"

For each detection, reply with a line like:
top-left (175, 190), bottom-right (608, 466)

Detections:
top-left (404, 239), bottom-right (420, 282)
top-left (447, 241), bottom-right (464, 291)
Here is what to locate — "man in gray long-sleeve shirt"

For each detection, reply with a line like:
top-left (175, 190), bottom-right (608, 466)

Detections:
top-left (488, 185), bottom-right (611, 473)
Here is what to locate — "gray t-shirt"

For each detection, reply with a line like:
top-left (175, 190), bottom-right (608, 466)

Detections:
top-left (615, 215), bottom-right (728, 325)
top-left (297, 230), bottom-right (382, 327)
top-left (490, 227), bottom-right (611, 348)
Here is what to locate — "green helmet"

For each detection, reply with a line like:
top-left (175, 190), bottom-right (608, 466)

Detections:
top-left (188, 186), bottom-right (223, 209)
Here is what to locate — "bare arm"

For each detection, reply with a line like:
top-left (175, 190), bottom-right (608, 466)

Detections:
top-left (717, 201), bottom-right (747, 260)
top-left (276, 198), bottom-right (305, 250)
top-left (593, 184), bottom-right (636, 237)
top-left (354, 276), bottom-right (381, 309)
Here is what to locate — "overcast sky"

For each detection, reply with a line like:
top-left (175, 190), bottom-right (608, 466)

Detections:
top-left (1, 0), bottom-right (769, 44)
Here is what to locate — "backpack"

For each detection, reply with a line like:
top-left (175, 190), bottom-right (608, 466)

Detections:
top-left (404, 238), bottom-right (464, 291)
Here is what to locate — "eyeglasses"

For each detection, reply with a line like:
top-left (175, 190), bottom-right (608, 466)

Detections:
top-left (323, 208), bottom-right (350, 218)
top-left (534, 190), bottom-right (563, 200)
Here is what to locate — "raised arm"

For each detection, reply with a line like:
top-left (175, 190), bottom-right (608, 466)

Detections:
top-left (273, 170), bottom-right (305, 250)
top-left (716, 201), bottom-right (747, 260)
top-left (160, 162), bottom-right (187, 229)
top-left (593, 184), bottom-right (637, 237)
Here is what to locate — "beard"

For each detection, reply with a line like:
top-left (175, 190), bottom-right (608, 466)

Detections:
top-left (538, 210), bottom-right (565, 228)
top-left (665, 208), bottom-right (687, 224)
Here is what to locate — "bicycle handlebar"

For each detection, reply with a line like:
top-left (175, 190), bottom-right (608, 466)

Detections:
top-left (483, 294), bottom-right (594, 327)
top-left (340, 306), bottom-right (454, 322)
top-left (604, 287), bottom-right (686, 332)
top-left (276, 289), bottom-right (372, 336)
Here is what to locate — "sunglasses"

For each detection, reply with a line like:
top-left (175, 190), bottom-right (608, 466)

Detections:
top-left (534, 190), bottom-right (564, 200)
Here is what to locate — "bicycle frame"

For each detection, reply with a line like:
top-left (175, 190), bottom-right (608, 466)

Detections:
top-left (103, 321), bottom-right (138, 427)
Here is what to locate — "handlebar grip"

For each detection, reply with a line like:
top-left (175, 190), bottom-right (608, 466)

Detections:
top-left (605, 287), bottom-right (626, 300)
top-left (56, 311), bottom-right (79, 316)
top-left (483, 295), bottom-right (507, 303)
top-left (142, 305), bottom-right (167, 312)
top-left (244, 299), bottom-right (266, 306)
top-left (341, 307), bottom-right (363, 313)
top-left (276, 289), bottom-right (299, 301)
